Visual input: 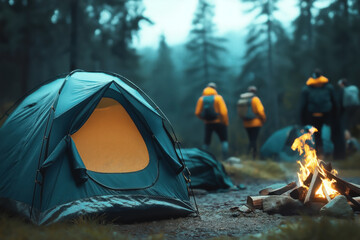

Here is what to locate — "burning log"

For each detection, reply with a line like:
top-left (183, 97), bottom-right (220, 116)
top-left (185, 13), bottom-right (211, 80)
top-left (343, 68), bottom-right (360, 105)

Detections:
top-left (349, 196), bottom-right (360, 211)
top-left (304, 167), bottom-right (322, 204)
top-left (323, 168), bottom-right (360, 197)
top-left (319, 160), bottom-right (332, 172)
top-left (290, 186), bottom-right (308, 202)
top-left (303, 173), bottom-right (313, 187)
top-left (322, 185), bottom-right (331, 203)
top-left (246, 127), bottom-right (360, 216)
top-left (259, 182), bottom-right (297, 196)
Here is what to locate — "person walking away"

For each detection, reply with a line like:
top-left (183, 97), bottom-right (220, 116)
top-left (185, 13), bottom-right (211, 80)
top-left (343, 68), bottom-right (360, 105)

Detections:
top-left (300, 69), bottom-right (337, 157)
top-left (338, 78), bottom-right (360, 131)
top-left (195, 82), bottom-right (229, 160)
top-left (237, 86), bottom-right (266, 160)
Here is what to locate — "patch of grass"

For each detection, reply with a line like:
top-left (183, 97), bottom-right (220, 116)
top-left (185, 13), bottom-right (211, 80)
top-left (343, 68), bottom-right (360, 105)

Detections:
top-left (331, 152), bottom-right (360, 177)
top-left (334, 152), bottom-right (360, 169)
top-left (224, 159), bottom-right (297, 181)
top-left (245, 216), bottom-right (360, 240)
top-left (0, 213), bottom-right (131, 240)
top-left (213, 216), bottom-right (360, 240)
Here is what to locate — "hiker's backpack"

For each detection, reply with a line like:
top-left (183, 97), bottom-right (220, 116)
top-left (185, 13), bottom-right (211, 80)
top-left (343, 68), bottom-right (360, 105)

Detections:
top-left (306, 84), bottom-right (333, 113)
top-left (343, 85), bottom-right (360, 107)
top-left (237, 96), bottom-right (256, 120)
top-left (201, 96), bottom-right (219, 121)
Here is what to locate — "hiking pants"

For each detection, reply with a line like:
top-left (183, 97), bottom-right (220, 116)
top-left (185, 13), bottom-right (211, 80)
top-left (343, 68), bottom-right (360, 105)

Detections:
top-left (308, 113), bottom-right (331, 155)
top-left (204, 123), bottom-right (228, 145)
top-left (245, 127), bottom-right (260, 159)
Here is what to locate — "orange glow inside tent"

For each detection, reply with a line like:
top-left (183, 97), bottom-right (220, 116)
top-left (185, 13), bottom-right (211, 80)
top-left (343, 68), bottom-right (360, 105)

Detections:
top-left (71, 97), bottom-right (149, 173)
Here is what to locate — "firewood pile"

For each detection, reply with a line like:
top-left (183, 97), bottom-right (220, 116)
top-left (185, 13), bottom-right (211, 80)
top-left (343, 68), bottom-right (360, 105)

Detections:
top-left (244, 127), bottom-right (360, 217)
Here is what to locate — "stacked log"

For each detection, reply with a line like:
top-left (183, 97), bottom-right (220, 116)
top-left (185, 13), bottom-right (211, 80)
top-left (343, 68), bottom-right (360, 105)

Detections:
top-left (246, 166), bottom-right (360, 215)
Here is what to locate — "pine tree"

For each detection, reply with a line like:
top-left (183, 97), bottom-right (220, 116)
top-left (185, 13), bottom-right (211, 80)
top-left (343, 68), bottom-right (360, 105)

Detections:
top-left (313, 0), bottom-right (355, 80)
top-left (151, 35), bottom-right (178, 120)
top-left (186, 0), bottom-right (227, 85)
top-left (240, 0), bottom-right (283, 130)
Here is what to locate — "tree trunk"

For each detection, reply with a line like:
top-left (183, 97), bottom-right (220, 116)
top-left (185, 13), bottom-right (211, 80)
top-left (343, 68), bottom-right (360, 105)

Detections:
top-left (203, 29), bottom-right (209, 83)
top-left (305, 0), bottom-right (313, 49)
top-left (70, 0), bottom-right (78, 71)
top-left (21, 0), bottom-right (33, 95)
top-left (267, 0), bottom-right (279, 129)
top-left (341, 0), bottom-right (349, 77)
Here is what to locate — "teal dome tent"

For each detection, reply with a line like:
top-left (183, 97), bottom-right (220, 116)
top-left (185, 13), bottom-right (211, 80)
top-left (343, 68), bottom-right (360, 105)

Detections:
top-left (260, 125), bottom-right (333, 161)
top-left (0, 71), bottom-right (194, 225)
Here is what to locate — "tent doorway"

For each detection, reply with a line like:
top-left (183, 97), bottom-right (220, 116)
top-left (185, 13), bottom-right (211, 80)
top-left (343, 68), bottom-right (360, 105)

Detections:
top-left (71, 97), bottom-right (149, 173)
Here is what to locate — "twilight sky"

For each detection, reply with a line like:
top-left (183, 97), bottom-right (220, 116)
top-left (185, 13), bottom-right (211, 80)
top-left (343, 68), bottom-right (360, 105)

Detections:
top-left (133, 0), bottom-right (301, 48)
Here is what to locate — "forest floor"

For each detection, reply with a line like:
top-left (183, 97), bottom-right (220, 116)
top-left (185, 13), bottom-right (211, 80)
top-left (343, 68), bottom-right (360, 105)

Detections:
top-left (114, 178), bottom-right (360, 240)
top-left (1, 157), bottom-right (360, 240)
top-left (114, 178), bottom-right (298, 239)
top-left (113, 157), bottom-right (360, 239)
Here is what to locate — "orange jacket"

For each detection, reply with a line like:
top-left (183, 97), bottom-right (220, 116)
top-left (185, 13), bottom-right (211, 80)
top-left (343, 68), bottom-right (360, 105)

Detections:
top-left (195, 87), bottom-right (229, 126)
top-left (306, 75), bottom-right (329, 87)
top-left (238, 93), bottom-right (266, 128)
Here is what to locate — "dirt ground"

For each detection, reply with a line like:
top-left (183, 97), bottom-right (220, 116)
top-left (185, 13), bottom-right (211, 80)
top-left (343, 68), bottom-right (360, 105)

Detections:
top-left (114, 176), bottom-right (360, 239)
top-left (114, 179), bottom-right (296, 239)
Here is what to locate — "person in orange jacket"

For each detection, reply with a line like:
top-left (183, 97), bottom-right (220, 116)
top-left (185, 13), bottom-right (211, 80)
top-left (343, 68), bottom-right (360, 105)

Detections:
top-left (195, 82), bottom-right (229, 160)
top-left (237, 86), bottom-right (266, 160)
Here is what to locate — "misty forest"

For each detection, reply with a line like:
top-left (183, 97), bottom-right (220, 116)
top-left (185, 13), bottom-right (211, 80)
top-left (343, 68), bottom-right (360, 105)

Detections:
top-left (1, 0), bottom-right (360, 158)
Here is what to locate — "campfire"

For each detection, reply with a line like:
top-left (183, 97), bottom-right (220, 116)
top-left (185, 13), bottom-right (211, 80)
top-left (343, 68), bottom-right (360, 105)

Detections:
top-left (245, 127), bottom-right (360, 216)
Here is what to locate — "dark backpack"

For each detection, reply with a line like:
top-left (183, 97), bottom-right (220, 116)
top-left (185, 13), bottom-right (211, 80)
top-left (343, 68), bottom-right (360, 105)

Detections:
top-left (201, 96), bottom-right (219, 121)
top-left (237, 96), bottom-right (256, 120)
top-left (306, 84), bottom-right (333, 113)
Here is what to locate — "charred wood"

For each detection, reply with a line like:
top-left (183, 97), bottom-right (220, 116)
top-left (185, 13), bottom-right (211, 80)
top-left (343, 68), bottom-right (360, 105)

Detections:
top-left (303, 173), bottom-right (313, 187)
top-left (323, 169), bottom-right (360, 196)
top-left (319, 160), bottom-right (332, 172)
top-left (290, 186), bottom-right (308, 202)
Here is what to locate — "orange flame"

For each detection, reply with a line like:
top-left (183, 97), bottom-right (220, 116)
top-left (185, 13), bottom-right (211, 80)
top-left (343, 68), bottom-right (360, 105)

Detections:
top-left (291, 127), bottom-right (340, 200)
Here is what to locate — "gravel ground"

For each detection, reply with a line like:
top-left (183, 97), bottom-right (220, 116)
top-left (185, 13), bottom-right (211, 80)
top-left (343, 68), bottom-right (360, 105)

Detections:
top-left (114, 177), bottom-right (360, 239)
top-left (114, 179), bottom-right (298, 239)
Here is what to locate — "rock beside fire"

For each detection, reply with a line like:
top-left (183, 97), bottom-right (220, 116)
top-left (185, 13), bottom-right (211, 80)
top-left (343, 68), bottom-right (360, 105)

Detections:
top-left (263, 196), bottom-right (303, 215)
top-left (320, 195), bottom-right (354, 218)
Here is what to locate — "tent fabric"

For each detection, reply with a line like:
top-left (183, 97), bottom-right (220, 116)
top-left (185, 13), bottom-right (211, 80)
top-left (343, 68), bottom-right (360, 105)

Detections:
top-left (179, 148), bottom-right (234, 190)
top-left (0, 71), bottom-right (194, 224)
top-left (260, 125), bottom-right (334, 161)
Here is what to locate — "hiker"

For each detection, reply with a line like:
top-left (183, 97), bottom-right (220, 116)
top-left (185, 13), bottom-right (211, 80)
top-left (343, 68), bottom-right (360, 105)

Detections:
top-left (337, 78), bottom-right (360, 131)
top-left (300, 68), bottom-right (337, 156)
top-left (195, 82), bottom-right (229, 160)
top-left (344, 130), bottom-right (360, 156)
top-left (237, 86), bottom-right (266, 160)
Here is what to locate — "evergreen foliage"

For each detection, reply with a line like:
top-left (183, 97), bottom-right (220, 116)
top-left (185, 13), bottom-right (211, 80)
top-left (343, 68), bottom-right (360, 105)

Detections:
top-left (0, 0), bottom-right (150, 100)
top-left (1, 0), bottom-right (360, 157)
top-left (185, 0), bottom-right (227, 84)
